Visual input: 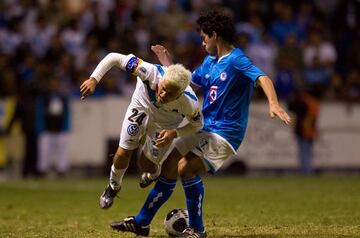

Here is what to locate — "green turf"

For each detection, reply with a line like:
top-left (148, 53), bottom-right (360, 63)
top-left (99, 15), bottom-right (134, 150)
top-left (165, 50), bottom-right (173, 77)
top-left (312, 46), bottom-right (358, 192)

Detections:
top-left (0, 175), bottom-right (359, 238)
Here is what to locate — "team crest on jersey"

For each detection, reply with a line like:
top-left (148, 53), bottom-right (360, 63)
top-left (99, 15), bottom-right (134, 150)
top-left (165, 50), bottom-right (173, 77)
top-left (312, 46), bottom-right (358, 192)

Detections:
top-left (220, 72), bottom-right (227, 81)
top-left (199, 137), bottom-right (209, 150)
top-left (127, 124), bottom-right (139, 136)
top-left (209, 86), bottom-right (218, 104)
top-left (151, 148), bottom-right (159, 157)
top-left (205, 74), bottom-right (210, 79)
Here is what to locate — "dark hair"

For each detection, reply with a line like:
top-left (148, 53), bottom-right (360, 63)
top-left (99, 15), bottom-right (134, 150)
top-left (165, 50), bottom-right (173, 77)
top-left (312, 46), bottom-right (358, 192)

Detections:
top-left (196, 9), bottom-right (236, 44)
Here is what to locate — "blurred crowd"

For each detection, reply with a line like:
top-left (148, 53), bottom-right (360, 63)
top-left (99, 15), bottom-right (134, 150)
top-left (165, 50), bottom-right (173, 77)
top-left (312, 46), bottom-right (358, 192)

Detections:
top-left (1, 0), bottom-right (360, 100)
top-left (0, 0), bottom-right (360, 177)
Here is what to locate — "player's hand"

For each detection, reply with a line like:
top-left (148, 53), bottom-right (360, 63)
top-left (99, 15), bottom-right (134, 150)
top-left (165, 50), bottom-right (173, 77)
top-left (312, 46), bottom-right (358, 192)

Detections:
top-left (80, 77), bottom-right (97, 100)
top-left (155, 129), bottom-right (177, 147)
top-left (269, 103), bottom-right (291, 125)
top-left (151, 45), bottom-right (173, 67)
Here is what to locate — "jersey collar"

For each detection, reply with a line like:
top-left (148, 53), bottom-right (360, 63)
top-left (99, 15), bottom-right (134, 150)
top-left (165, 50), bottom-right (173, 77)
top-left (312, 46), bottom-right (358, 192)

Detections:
top-left (217, 48), bottom-right (234, 63)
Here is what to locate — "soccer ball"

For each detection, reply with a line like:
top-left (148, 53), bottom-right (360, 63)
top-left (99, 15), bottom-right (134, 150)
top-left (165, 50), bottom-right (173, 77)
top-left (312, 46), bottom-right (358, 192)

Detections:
top-left (164, 208), bottom-right (189, 237)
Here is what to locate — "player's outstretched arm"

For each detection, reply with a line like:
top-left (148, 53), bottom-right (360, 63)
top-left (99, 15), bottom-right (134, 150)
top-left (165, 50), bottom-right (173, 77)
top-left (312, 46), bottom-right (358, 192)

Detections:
top-left (151, 45), bottom-right (173, 66)
top-left (79, 53), bottom-right (129, 100)
top-left (257, 75), bottom-right (291, 125)
top-left (80, 52), bottom-right (151, 100)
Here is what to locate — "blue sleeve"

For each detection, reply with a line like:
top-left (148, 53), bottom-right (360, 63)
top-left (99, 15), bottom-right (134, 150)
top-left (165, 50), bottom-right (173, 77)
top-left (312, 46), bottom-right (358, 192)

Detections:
top-left (191, 66), bottom-right (203, 87)
top-left (234, 55), bottom-right (267, 82)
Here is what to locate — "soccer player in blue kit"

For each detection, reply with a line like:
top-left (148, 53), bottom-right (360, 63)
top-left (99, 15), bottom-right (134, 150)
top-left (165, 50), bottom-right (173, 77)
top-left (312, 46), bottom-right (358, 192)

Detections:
top-left (110, 9), bottom-right (291, 237)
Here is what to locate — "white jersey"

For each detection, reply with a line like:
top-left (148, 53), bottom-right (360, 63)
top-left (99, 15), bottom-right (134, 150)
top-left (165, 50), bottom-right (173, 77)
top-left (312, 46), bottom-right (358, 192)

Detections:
top-left (90, 53), bottom-right (202, 164)
top-left (132, 76), bottom-right (200, 130)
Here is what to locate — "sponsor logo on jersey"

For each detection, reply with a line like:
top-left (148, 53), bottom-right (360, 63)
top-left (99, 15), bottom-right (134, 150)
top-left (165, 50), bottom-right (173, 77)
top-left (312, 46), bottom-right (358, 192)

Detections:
top-left (127, 124), bottom-right (139, 136)
top-left (209, 86), bottom-right (218, 104)
top-left (220, 72), bottom-right (227, 81)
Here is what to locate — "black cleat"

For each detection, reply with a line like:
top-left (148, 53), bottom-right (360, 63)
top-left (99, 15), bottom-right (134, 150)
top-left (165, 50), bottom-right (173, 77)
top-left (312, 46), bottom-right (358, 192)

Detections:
top-left (110, 216), bottom-right (150, 236)
top-left (139, 172), bottom-right (158, 188)
top-left (182, 227), bottom-right (207, 238)
top-left (99, 184), bottom-right (120, 209)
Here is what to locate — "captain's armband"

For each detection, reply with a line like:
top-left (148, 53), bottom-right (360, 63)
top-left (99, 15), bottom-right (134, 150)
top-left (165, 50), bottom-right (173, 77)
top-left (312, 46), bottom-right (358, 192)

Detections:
top-left (125, 56), bottom-right (143, 74)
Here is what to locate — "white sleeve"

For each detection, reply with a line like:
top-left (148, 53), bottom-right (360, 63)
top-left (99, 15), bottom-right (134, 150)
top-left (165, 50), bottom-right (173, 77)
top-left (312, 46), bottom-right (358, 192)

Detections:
top-left (175, 110), bottom-right (203, 137)
top-left (175, 99), bottom-right (203, 137)
top-left (133, 61), bottom-right (162, 89)
top-left (90, 52), bottom-right (161, 88)
top-left (90, 53), bottom-right (133, 82)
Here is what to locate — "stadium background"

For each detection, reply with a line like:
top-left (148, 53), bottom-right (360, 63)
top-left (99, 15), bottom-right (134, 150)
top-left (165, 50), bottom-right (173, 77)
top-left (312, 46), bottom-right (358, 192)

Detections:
top-left (0, 0), bottom-right (360, 176)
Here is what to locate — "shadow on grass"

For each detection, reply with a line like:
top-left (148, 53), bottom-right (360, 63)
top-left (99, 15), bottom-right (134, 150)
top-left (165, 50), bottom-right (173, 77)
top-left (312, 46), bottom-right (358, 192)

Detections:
top-left (219, 236), bottom-right (279, 238)
top-left (154, 235), bottom-right (279, 238)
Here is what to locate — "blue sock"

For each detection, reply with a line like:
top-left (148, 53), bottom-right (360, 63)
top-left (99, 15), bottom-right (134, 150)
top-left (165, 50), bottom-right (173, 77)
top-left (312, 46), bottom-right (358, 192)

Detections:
top-left (182, 176), bottom-right (204, 232)
top-left (135, 176), bottom-right (176, 226)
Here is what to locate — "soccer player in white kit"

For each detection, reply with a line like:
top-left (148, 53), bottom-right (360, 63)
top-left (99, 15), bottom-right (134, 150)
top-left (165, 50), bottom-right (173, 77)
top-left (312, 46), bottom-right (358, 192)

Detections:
top-left (80, 52), bottom-right (203, 209)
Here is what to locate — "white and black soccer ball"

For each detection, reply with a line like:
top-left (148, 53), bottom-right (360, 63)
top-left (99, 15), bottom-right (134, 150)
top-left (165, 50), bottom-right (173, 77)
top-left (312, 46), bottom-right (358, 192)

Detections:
top-left (164, 208), bottom-right (189, 237)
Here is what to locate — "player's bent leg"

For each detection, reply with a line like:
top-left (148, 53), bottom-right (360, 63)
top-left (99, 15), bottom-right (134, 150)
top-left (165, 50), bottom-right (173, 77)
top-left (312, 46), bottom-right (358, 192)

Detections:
top-left (179, 153), bottom-right (207, 235)
top-left (112, 148), bottom-right (183, 235)
top-left (110, 216), bottom-right (150, 237)
top-left (100, 146), bottom-right (133, 209)
top-left (124, 148), bottom-right (182, 230)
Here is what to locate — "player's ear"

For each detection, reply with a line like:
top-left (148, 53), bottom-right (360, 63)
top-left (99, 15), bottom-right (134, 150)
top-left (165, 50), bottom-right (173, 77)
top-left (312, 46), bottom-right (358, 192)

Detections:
top-left (212, 31), bottom-right (217, 40)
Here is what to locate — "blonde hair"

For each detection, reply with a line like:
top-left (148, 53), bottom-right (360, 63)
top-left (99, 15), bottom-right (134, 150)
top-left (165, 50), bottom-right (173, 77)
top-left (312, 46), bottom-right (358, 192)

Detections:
top-left (162, 64), bottom-right (191, 92)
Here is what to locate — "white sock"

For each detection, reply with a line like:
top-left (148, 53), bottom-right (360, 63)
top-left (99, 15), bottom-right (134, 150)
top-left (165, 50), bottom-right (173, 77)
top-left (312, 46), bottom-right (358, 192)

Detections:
top-left (109, 165), bottom-right (126, 190)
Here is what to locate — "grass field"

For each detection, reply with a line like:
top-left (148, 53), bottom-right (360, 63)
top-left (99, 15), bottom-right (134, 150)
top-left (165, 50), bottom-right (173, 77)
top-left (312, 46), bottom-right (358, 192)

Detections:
top-left (1, 175), bottom-right (360, 238)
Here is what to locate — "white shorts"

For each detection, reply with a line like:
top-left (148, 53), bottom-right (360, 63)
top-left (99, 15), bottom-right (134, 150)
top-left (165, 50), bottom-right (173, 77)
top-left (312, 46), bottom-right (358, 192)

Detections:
top-left (119, 99), bottom-right (148, 151)
top-left (174, 130), bottom-right (236, 174)
top-left (119, 100), bottom-right (175, 166)
top-left (141, 129), bottom-right (175, 166)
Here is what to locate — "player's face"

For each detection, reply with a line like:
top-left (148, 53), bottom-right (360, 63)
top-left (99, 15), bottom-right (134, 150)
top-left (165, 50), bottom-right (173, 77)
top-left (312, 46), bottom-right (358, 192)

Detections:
top-left (156, 79), bottom-right (181, 104)
top-left (200, 30), bottom-right (217, 55)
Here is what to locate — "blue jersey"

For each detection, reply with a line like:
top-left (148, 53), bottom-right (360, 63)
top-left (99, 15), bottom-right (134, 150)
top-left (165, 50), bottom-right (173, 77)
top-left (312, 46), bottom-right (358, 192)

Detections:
top-left (192, 48), bottom-right (266, 150)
